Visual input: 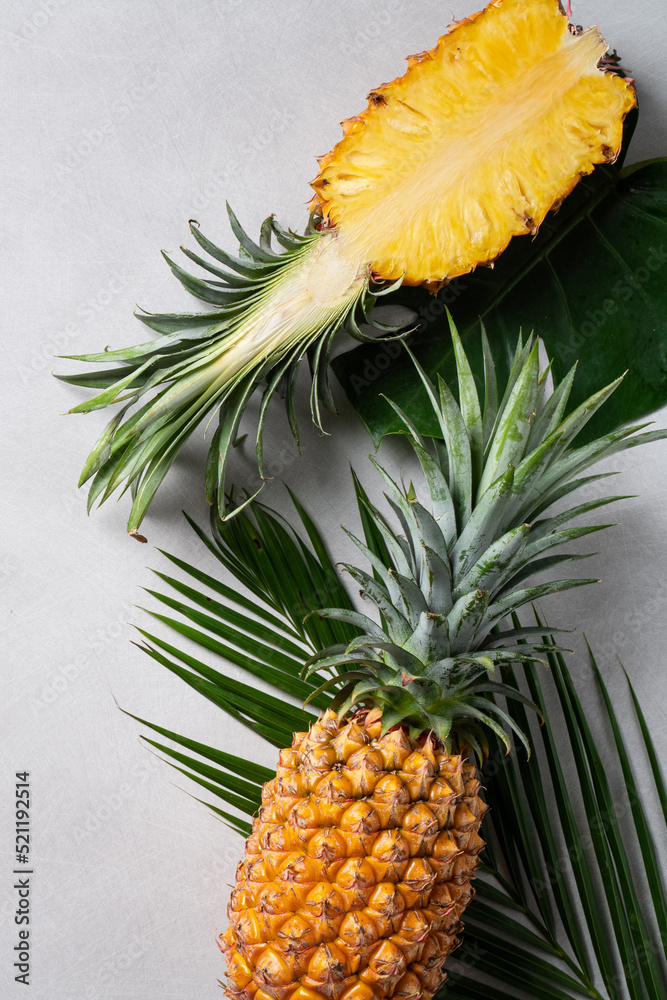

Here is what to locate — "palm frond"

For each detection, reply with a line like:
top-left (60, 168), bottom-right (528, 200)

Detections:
top-left (456, 623), bottom-right (667, 1000)
top-left (133, 492), bottom-right (361, 760)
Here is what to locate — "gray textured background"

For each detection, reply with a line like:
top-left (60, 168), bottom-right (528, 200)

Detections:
top-left (2, 1), bottom-right (667, 997)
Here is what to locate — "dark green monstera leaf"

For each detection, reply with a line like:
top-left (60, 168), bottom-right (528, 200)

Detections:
top-left (334, 156), bottom-right (667, 446)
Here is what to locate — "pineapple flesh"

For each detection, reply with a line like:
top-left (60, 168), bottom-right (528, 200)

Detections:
top-left (221, 710), bottom-right (484, 1000)
top-left (312, 0), bottom-right (635, 285)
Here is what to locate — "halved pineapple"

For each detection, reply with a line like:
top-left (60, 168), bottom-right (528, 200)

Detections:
top-left (61, 0), bottom-right (635, 535)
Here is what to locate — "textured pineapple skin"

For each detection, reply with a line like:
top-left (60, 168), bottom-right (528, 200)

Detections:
top-left (220, 710), bottom-right (487, 1000)
top-left (310, 0), bottom-right (636, 286)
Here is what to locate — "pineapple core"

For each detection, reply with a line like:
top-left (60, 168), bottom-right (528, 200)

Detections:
top-left (311, 0), bottom-right (635, 285)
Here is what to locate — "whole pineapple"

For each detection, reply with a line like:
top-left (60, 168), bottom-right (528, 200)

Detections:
top-left (59, 0), bottom-right (635, 535)
top-left (216, 322), bottom-right (666, 1000)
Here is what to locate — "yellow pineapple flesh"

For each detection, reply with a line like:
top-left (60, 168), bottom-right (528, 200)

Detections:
top-left (220, 710), bottom-right (486, 1000)
top-left (311, 0), bottom-right (635, 286)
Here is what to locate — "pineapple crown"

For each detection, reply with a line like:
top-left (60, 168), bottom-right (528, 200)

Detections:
top-left (56, 208), bottom-right (401, 537)
top-left (304, 316), bottom-right (665, 759)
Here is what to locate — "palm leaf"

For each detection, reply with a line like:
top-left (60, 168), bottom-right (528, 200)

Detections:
top-left (455, 620), bottom-right (667, 1000)
top-left (132, 491), bottom-right (363, 816)
top-left (131, 491), bottom-right (666, 999)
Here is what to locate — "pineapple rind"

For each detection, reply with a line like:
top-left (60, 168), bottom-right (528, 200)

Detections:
top-left (311, 0), bottom-right (636, 285)
top-left (221, 709), bottom-right (486, 1000)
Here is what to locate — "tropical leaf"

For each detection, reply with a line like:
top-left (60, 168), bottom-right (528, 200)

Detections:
top-left (131, 494), bottom-right (362, 756)
top-left (333, 158), bottom-right (667, 449)
top-left (452, 620), bottom-right (667, 1000)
